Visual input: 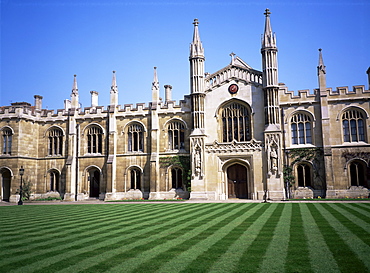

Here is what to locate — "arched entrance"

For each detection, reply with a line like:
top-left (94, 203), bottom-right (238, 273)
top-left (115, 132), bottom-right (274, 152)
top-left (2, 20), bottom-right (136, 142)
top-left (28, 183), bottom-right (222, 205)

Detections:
top-left (1, 169), bottom-right (11, 201)
top-left (349, 160), bottom-right (367, 187)
top-left (227, 164), bottom-right (248, 199)
top-left (89, 170), bottom-right (100, 198)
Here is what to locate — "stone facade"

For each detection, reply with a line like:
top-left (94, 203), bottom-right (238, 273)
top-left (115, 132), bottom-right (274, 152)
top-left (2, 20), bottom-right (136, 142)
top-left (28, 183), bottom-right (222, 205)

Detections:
top-left (1, 10), bottom-right (369, 202)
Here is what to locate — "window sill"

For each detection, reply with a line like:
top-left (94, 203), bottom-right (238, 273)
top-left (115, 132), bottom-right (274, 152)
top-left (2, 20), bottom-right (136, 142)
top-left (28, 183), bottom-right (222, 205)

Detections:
top-left (165, 149), bottom-right (187, 153)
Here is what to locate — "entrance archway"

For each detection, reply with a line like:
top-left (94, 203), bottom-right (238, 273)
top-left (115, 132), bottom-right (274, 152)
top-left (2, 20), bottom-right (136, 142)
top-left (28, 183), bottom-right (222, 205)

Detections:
top-left (1, 169), bottom-right (11, 201)
top-left (227, 164), bottom-right (248, 199)
top-left (89, 170), bottom-right (100, 198)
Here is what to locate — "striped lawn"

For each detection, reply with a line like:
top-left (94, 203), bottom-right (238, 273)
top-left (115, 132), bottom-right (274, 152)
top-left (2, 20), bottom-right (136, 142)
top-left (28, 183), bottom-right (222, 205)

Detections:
top-left (0, 203), bottom-right (369, 273)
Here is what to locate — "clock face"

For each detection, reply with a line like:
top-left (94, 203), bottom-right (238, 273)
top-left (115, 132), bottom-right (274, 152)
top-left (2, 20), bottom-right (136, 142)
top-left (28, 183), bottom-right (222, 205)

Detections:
top-left (228, 84), bottom-right (239, 94)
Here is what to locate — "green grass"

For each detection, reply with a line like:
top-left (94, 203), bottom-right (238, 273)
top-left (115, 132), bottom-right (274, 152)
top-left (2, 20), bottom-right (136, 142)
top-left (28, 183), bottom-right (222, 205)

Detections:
top-left (0, 203), bottom-right (369, 273)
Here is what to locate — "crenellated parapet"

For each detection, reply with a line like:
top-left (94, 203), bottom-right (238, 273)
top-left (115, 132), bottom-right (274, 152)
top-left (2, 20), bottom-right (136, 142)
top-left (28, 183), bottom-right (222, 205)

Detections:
top-left (0, 95), bottom-right (191, 121)
top-left (279, 83), bottom-right (369, 106)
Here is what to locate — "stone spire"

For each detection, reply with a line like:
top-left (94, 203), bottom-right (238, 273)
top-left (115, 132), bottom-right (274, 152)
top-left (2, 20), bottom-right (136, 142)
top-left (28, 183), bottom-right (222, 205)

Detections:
top-left (152, 67), bottom-right (159, 103)
top-left (261, 8), bottom-right (279, 125)
top-left (110, 70), bottom-right (118, 106)
top-left (262, 8), bottom-right (276, 49)
top-left (190, 19), bottom-right (205, 95)
top-left (317, 48), bottom-right (327, 89)
top-left (190, 19), bottom-right (204, 58)
top-left (261, 8), bottom-right (278, 88)
top-left (71, 74), bottom-right (79, 109)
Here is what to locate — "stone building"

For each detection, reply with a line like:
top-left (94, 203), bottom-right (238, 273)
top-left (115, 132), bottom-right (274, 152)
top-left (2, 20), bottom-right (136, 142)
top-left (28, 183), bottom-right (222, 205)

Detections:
top-left (1, 9), bottom-right (369, 202)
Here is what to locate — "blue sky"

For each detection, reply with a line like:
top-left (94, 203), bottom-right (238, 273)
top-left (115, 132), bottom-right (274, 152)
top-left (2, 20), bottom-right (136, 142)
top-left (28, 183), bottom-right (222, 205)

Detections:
top-left (1, 0), bottom-right (369, 110)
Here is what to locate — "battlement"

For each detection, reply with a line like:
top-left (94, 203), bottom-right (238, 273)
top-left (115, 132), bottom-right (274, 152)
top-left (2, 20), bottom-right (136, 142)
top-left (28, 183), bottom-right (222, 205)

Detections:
top-left (0, 95), bottom-right (192, 121)
top-left (279, 83), bottom-right (370, 105)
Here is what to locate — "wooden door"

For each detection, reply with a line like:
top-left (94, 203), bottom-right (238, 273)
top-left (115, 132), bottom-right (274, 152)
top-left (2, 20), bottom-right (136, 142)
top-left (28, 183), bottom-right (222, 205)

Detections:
top-left (227, 164), bottom-right (248, 199)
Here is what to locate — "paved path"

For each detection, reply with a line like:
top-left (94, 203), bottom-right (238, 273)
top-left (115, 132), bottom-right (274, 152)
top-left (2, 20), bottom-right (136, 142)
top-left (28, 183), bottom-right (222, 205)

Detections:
top-left (1, 199), bottom-right (369, 206)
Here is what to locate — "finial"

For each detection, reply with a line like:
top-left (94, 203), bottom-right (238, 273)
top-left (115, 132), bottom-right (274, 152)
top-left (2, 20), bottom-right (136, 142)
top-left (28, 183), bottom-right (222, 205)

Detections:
top-left (113, 70), bottom-right (116, 73)
top-left (193, 18), bottom-right (199, 26)
top-left (74, 74), bottom-right (77, 77)
top-left (264, 8), bottom-right (271, 17)
top-left (230, 52), bottom-right (236, 65)
top-left (319, 48), bottom-right (322, 52)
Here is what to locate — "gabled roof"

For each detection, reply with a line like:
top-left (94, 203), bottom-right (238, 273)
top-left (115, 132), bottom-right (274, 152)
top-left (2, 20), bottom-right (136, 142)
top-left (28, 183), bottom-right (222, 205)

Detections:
top-left (205, 55), bottom-right (262, 90)
top-left (233, 56), bottom-right (252, 69)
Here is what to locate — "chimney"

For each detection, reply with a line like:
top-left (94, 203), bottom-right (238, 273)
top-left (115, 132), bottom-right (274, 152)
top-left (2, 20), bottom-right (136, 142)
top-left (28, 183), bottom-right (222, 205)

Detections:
top-left (34, 95), bottom-right (43, 110)
top-left (90, 91), bottom-right (99, 107)
top-left (164, 84), bottom-right (172, 102)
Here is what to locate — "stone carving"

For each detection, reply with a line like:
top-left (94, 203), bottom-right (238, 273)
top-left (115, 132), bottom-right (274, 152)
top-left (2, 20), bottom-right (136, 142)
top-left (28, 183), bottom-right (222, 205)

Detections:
top-left (205, 139), bottom-right (263, 153)
top-left (266, 134), bottom-right (280, 176)
top-left (191, 137), bottom-right (204, 178)
top-left (194, 148), bottom-right (201, 175)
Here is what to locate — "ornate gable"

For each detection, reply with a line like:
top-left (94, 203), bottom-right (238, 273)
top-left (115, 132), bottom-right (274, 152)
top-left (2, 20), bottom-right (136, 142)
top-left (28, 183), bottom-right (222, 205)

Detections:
top-left (205, 55), bottom-right (262, 91)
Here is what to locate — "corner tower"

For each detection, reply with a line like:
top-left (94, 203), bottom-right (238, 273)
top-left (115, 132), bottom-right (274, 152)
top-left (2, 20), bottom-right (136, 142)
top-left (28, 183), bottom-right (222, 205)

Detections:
top-left (189, 19), bottom-right (207, 200)
top-left (261, 8), bottom-right (279, 126)
top-left (261, 9), bottom-right (284, 200)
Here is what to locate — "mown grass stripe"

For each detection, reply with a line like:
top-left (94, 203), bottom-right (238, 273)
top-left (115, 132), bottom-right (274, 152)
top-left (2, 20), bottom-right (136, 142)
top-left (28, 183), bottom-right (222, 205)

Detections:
top-left (307, 204), bottom-right (369, 272)
top-left (0, 204), bottom-right (177, 261)
top-left (155, 204), bottom-right (276, 273)
top-left (258, 203), bottom-right (292, 273)
top-left (285, 204), bottom-right (312, 273)
top-left (330, 204), bottom-right (370, 236)
top-left (355, 203), bottom-right (370, 213)
top-left (300, 203), bottom-right (339, 273)
top-left (0, 205), bottom-right (125, 240)
top-left (56, 203), bottom-right (250, 273)
top-left (2, 204), bottom-right (203, 271)
top-left (26, 204), bottom-right (236, 273)
top-left (110, 203), bottom-right (263, 273)
top-left (0, 203), bottom-right (156, 234)
top-left (0, 205), bottom-right (98, 230)
top-left (0, 204), bottom-right (155, 247)
top-left (337, 203), bottom-right (370, 224)
top-left (322, 204), bottom-right (370, 267)
top-left (233, 204), bottom-right (285, 272)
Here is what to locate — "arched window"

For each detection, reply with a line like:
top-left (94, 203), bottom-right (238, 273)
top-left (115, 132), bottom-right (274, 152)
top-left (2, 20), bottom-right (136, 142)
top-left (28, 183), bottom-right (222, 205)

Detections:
top-left (87, 126), bottom-right (103, 154)
top-left (48, 128), bottom-right (63, 156)
top-left (49, 170), bottom-right (60, 192)
top-left (221, 102), bottom-right (251, 142)
top-left (130, 168), bottom-right (141, 190)
top-left (342, 109), bottom-right (365, 142)
top-left (128, 123), bottom-right (144, 152)
top-left (168, 121), bottom-right (185, 150)
top-left (171, 167), bottom-right (183, 189)
top-left (297, 163), bottom-right (312, 187)
top-left (349, 160), bottom-right (366, 187)
top-left (2, 128), bottom-right (12, 155)
top-left (291, 113), bottom-right (312, 145)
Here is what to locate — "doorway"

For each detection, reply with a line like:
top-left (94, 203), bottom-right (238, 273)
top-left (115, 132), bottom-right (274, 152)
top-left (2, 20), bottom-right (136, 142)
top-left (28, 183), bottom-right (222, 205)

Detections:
top-left (227, 164), bottom-right (248, 199)
top-left (89, 170), bottom-right (100, 198)
top-left (1, 169), bottom-right (11, 201)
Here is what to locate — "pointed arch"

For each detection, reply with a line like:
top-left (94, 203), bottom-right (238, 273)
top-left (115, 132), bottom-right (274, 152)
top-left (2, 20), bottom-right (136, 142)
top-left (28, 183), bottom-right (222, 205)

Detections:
top-left (221, 158), bottom-right (251, 199)
top-left (289, 111), bottom-right (314, 145)
top-left (1, 126), bottom-right (14, 155)
top-left (294, 161), bottom-right (313, 188)
top-left (216, 99), bottom-right (252, 142)
top-left (126, 165), bottom-right (143, 190)
top-left (167, 119), bottom-right (186, 151)
top-left (46, 168), bottom-right (61, 192)
top-left (346, 159), bottom-right (368, 188)
top-left (0, 167), bottom-right (12, 201)
top-left (83, 124), bottom-right (104, 154)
